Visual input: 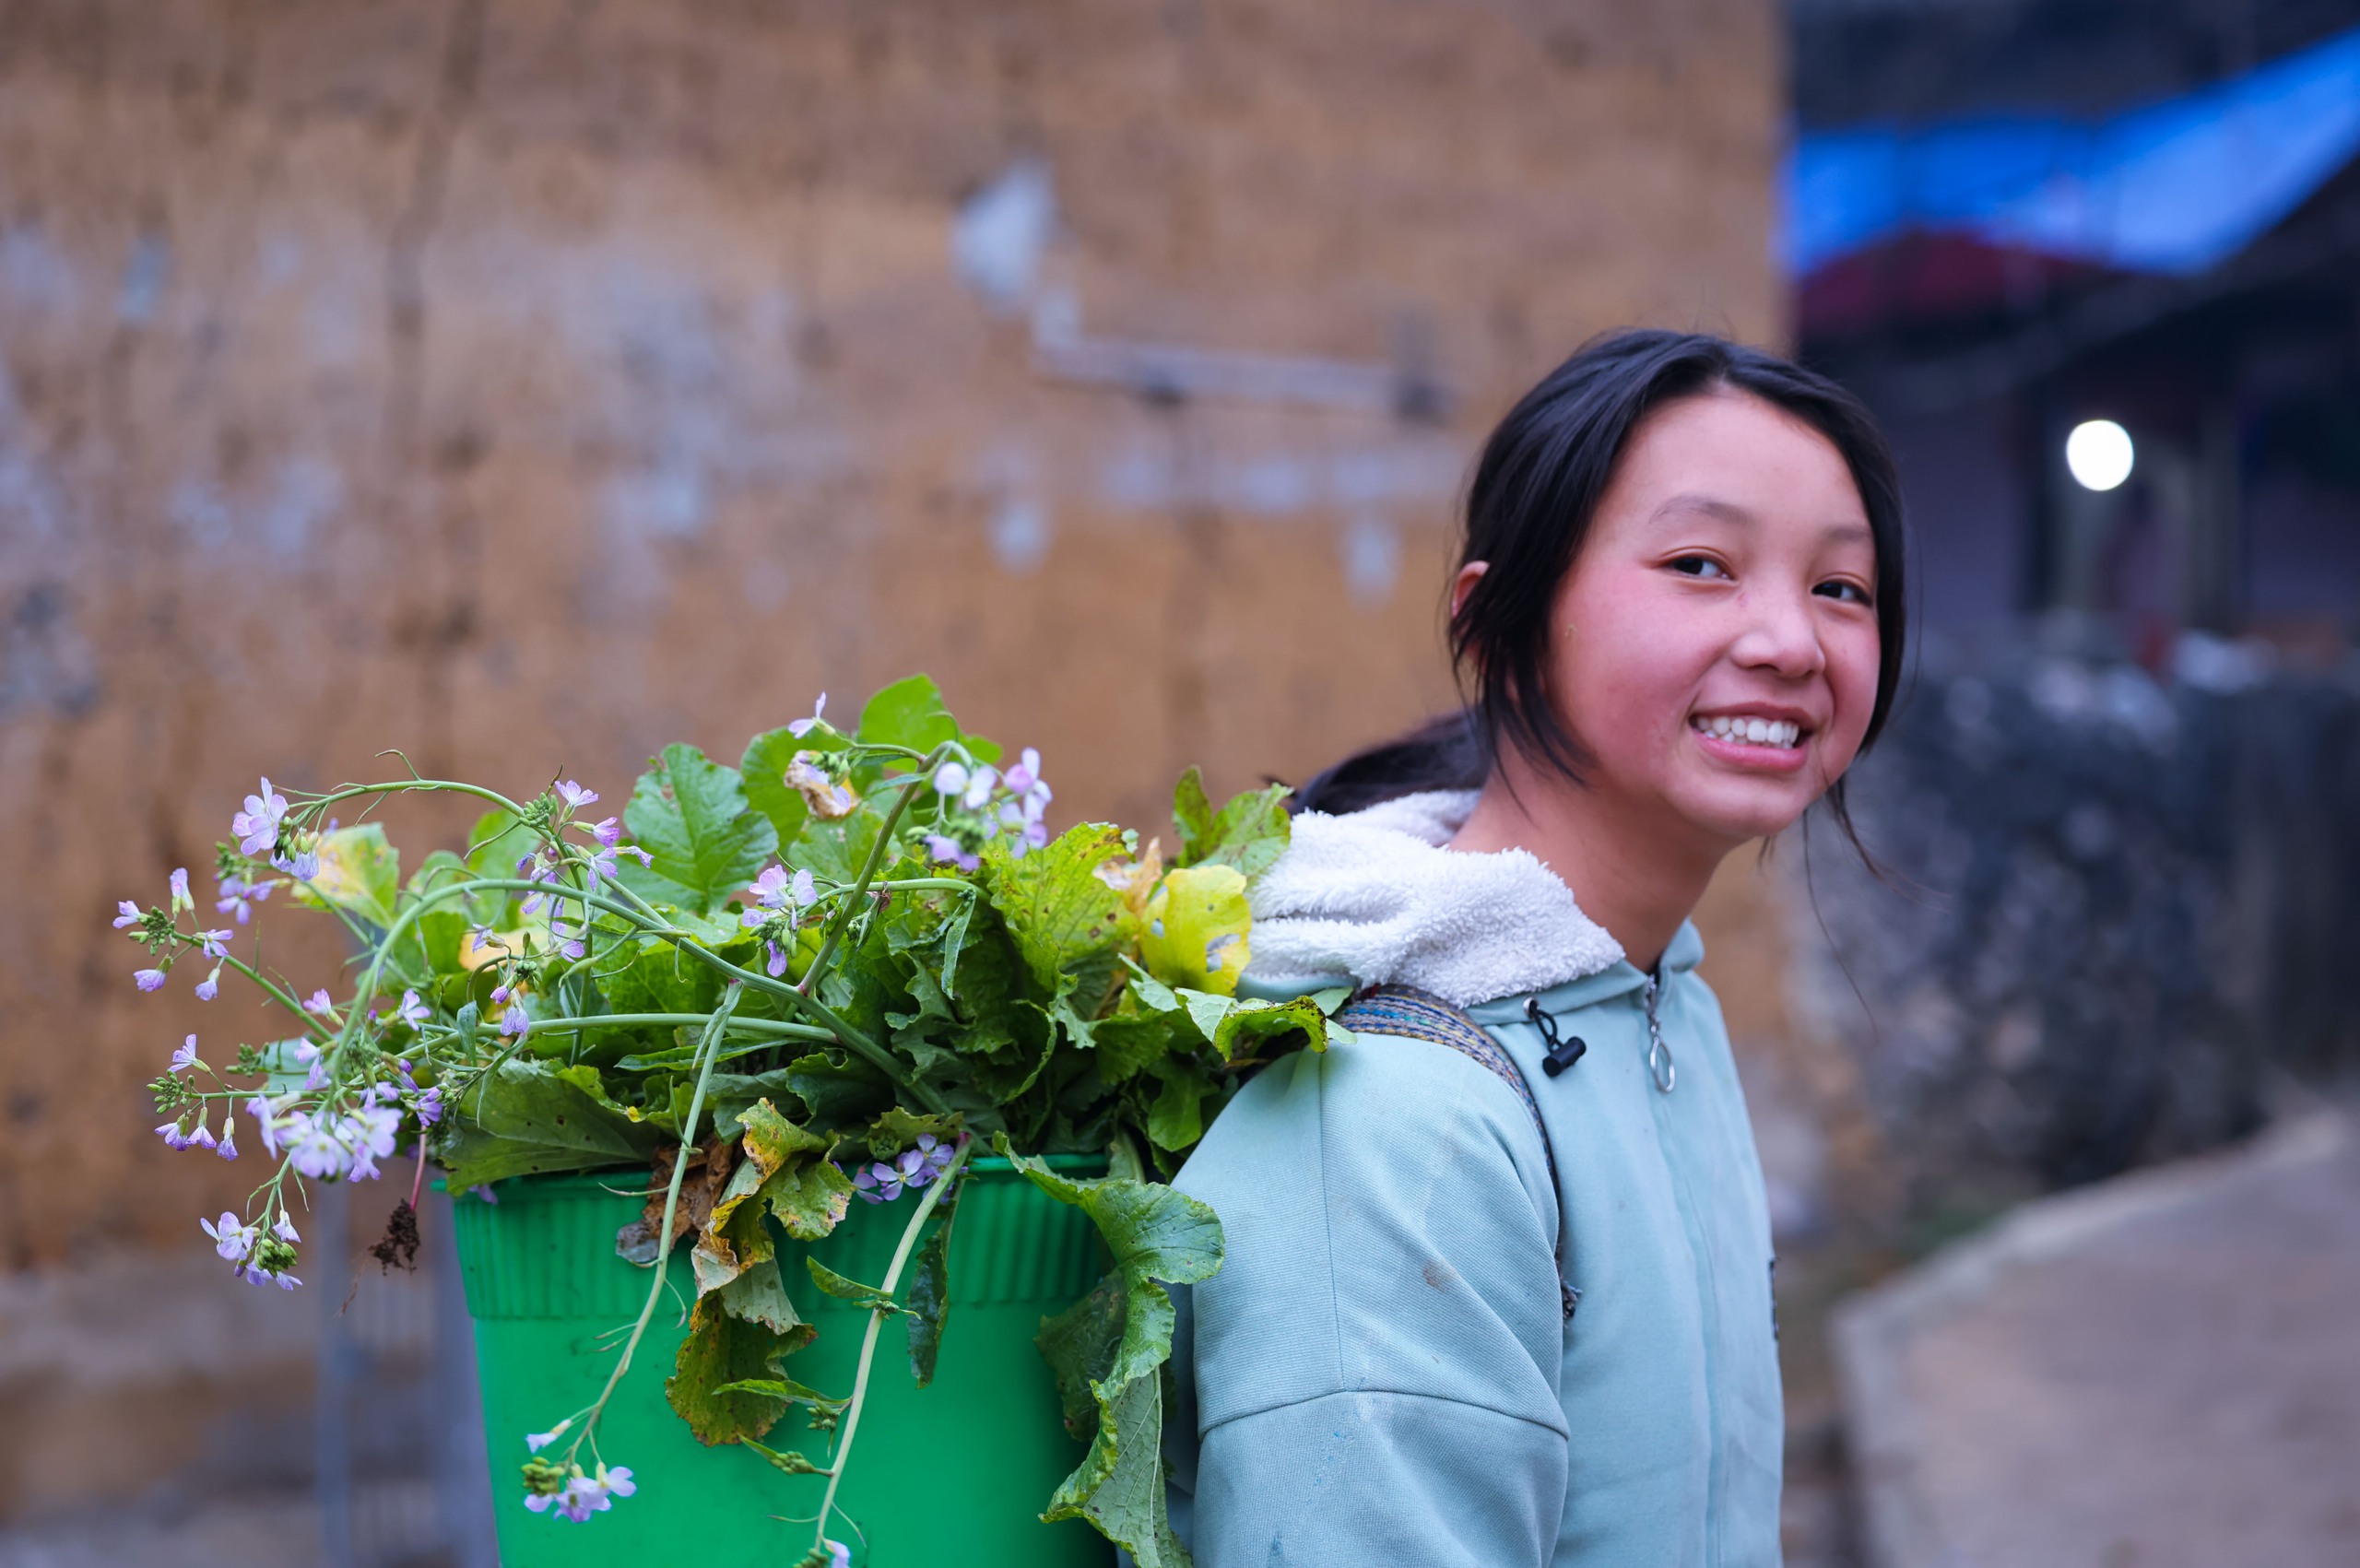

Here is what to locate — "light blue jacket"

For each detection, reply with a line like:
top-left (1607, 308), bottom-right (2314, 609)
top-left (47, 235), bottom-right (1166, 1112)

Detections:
top-left (1164, 922), bottom-right (1784, 1567)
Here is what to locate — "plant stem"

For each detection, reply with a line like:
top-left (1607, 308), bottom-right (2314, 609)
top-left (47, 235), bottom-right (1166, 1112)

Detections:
top-left (810, 1134), bottom-right (973, 1554)
top-left (304, 779), bottom-right (527, 820)
top-left (523, 1013), bottom-right (833, 1042)
top-left (800, 747), bottom-right (948, 994)
top-left (564, 984), bottom-right (743, 1468)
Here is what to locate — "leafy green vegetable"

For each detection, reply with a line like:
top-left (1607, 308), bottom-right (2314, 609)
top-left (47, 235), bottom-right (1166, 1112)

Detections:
top-left (434, 1060), bottom-right (667, 1189)
top-left (905, 1182), bottom-right (962, 1386)
top-left (667, 1296), bottom-right (810, 1445)
top-left (1001, 1141), bottom-right (1222, 1568)
top-left (807, 1257), bottom-right (909, 1315)
top-left (616, 743), bottom-right (778, 915)
top-left (1172, 769), bottom-right (1292, 879)
top-left (293, 824), bottom-right (402, 930)
top-left (1139, 864), bottom-right (1253, 996)
top-left (984, 823), bottom-right (1138, 1011)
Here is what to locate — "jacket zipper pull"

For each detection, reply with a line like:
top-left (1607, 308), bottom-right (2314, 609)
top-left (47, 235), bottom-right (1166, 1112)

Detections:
top-left (1525, 996), bottom-right (1587, 1077)
top-left (1643, 974), bottom-right (1675, 1094)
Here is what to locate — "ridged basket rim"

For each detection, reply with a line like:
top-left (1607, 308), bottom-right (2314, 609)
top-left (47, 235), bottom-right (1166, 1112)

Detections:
top-left (437, 1151), bottom-right (1110, 1200)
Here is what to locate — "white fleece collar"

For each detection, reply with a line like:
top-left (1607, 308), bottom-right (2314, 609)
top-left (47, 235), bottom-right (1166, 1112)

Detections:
top-left (1241, 789), bottom-right (1625, 1008)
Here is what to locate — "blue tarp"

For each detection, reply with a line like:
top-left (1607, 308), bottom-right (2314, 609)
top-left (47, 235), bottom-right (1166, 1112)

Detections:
top-left (1786, 23), bottom-right (2360, 277)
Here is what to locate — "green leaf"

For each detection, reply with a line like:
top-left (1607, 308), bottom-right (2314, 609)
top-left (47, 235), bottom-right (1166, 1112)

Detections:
top-left (711, 1375), bottom-right (845, 1417)
top-left (742, 722), bottom-right (847, 850)
top-left (1174, 775), bottom-right (1293, 881)
top-left (982, 823), bottom-right (1137, 1009)
top-left (807, 1257), bottom-right (908, 1315)
top-left (856, 674), bottom-right (962, 755)
top-left (783, 1050), bottom-right (897, 1126)
top-left (667, 1296), bottom-right (810, 1445)
top-left (866, 1106), bottom-right (959, 1160)
top-left (1138, 865), bottom-right (1253, 996)
top-left (1146, 1061), bottom-right (1216, 1151)
top-left (616, 743), bottom-right (779, 915)
top-left (905, 1183), bottom-right (962, 1387)
top-left (292, 824), bottom-right (402, 931)
top-left (463, 809), bottom-right (537, 927)
top-left (999, 1140), bottom-right (1223, 1567)
top-left (1213, 994), bottom-right (1335, 1063)
top-left (433, 1059), bottom-right (667, 1189)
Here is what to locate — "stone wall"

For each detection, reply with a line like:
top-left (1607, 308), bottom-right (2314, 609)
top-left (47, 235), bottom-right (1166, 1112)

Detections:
top-left (0, 0), bottom-right (1782, 1269)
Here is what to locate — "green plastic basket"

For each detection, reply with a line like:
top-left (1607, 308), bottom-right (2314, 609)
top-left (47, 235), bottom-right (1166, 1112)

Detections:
top-left (448, 1157), bottom-right (1116, 1567)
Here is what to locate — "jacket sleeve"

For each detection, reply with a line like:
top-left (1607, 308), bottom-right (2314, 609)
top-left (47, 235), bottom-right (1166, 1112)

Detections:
top-left (1169, 1031), bottom-right (1569, 1568)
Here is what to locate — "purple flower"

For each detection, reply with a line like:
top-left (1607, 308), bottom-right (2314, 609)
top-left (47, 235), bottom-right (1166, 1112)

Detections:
top-left (216, 876), bottom-right (270, 924)
top-left (195, 971), bottom-right (219, 1001)
top-left (156, 1118), bottom-right (197, 1149)
top-left (588, 840), bottom-right (652, 878)
top-left (414, 1085), bottom-right (444, 1126)
top-left (245, 1096), bottom-right (289, 1156)
top-left (169, 867), bottom-right (193, 914)
top-left (500, 1003), bottom-right (530, 1039)
top-left (171, 1034), bottom-right (200, 1072)
top-left (302, 988), bottom-right (335, 1017)
top-left (923, 834), bottom-right (980, 873)
top-left (135, 967), bottom-right (168, 993)
top-left (850, 1164), bottom-right (886, 1204)
top-left (286, 1113), bottom-right (350, 1180)
top-left (395, 990), bottom-right (430, 1028)
top-left (587, 816), bottom-right (622, 848)
top-left (242, 1267), bottom-right (301, 1291)
top-left (233, 778), bottom-right (289, 856)
top-left (1001, 747), bottom-right (1044, 796)
top-left (786, 692), bottom-right (828, 737)
top-left (822, 1542), bottom-right (850, 1568)
top-left (272, 846), bottom-right (320, 881)
top-left (549, 922), bottom-right (586, 961)
top-left (197, 928), bottom-right (231, 959)
top-left (112, 900), bottom-right (142, 929)
top-left (555, 780), bottom-right (599, 808)
top-left (525, 1426), bottom-right (565, 1454)
top-left (185, 1121), bottom-right (218, 1150)
top-left (273, 1212), bottom-right (301, 1244)
top-left (202, 1211), bottom-right (257, 1263)
top-left (765, 940), bottom-right (790, 978)
top-left (999, 803), bottom-right (1050, 856)
top-left (746, 866), bottom-right (820, 926)
top-left (216, 1117), bottom-right (238, 1161)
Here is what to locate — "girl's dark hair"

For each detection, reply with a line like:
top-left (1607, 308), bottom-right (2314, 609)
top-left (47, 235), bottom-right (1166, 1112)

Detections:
top-left (1292, 329), bottom-right (1908, 845)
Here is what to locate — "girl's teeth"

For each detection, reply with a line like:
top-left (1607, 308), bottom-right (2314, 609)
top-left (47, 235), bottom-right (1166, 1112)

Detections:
top-left (1693, 715), bottom-right (1801, 749)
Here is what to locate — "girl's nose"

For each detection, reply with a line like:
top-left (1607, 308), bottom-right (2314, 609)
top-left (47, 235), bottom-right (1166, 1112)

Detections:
top-left (1730, 588), bottom-right (1826, 679)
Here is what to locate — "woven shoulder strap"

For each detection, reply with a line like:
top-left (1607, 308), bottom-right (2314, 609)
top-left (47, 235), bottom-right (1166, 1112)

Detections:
top-left (1335, 984), bottom-right (1577, 1318)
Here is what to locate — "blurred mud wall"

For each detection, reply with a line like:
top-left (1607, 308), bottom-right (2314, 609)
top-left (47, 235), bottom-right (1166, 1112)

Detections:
top-left (0, 0), bottom-right (1780, 1266)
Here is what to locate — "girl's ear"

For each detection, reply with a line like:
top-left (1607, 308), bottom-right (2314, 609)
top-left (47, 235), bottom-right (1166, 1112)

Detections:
top-left (1450, 560), bottom-right (1490, 619)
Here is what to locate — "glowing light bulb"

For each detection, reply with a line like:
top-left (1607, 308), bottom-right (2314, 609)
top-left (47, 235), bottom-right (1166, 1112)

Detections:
top-left (2066, 420), bottom-right (2134, 491)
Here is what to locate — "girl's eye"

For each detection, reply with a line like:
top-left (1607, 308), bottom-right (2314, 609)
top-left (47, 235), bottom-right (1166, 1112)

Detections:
top-left (1814, 579), bottom-right (1872, 606)
top-left (1668, 555), bottom-right (1730, 580)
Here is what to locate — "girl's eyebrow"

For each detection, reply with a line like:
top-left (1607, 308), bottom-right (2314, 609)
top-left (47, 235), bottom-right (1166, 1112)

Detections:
top-left (1649, 493), bottom-right (1874, 547)
top-left (1648, 492), bottom-right (1754, 526)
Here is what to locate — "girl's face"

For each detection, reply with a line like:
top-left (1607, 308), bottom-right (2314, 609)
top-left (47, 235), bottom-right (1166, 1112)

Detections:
top-left (1539, 389), bottom-right (1883, 849)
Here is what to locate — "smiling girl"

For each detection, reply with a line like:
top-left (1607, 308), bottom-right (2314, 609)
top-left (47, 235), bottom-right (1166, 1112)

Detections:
top-left (1163, 330), bottom-right (1906, 1567)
